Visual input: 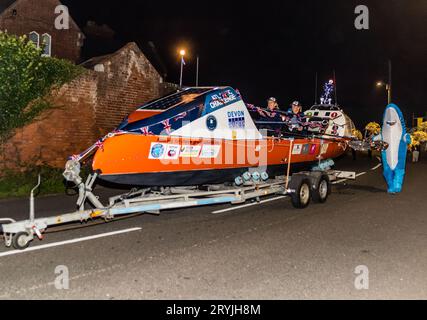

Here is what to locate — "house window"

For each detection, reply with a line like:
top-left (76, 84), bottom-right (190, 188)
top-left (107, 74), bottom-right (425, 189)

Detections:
top-left (41, 33), bottom-right (51, 56)
top-left (29, 31), bottom-right (39, 48)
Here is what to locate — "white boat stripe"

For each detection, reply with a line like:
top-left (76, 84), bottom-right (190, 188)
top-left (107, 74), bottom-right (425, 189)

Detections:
top-left (0, 227), bottom-right (142, 257)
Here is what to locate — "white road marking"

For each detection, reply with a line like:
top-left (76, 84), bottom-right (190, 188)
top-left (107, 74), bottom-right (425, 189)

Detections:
top-left (0, 227), bottom-right (142, 257)
top-left (332, 171), bottom-right (367, 185)
top-left (212, 196), bottom-right (286, 214)
top-left (371, 163), bottom-right (382, 171)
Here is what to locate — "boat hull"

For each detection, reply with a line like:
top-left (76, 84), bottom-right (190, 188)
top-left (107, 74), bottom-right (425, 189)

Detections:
top-left (92, 134), bottom-right (347, 187)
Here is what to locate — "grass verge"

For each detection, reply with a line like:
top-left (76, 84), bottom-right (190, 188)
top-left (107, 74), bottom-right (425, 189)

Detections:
top-left (0, 166), bottom-right (66, 199)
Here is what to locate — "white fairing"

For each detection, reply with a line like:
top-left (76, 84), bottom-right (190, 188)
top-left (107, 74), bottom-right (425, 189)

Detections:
top-left (171, 100), bottom-right (263, 140)
top-left (304, 108), bottom-right (355, 138)
top-left (382, 107), bottom-right (402, 170)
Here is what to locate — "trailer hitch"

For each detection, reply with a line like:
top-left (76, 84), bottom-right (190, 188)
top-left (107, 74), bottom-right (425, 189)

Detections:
top-left (63, 160), bottom-right (104, 210)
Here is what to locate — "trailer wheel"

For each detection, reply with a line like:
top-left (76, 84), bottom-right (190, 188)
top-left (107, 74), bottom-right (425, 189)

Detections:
top-left (291, 178), bottom-right (311, 209)
top-left (312, 175), bottom-right (330, 203)
top-left (12, 232), bottom-right (32, 250)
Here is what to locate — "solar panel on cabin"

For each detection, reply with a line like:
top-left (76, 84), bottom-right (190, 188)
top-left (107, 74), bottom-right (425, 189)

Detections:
top-left (138, 88), bottom-right (211, 111)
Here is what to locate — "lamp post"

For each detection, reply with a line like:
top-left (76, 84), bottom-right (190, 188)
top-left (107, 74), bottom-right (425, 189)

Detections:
top-left (196, 55), bottom-right (199, 87)
top-left (376, 59), bottom-right (392, 104)
top-left (376, 81), bottom-right (391, 104)
top-left (179, 49), bottom-right (186, 88)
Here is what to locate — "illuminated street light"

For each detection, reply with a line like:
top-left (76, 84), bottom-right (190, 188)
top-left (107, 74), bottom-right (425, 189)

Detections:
top-left (376, 60), bottom-right (392, 105)
top-left (376, 81), bottom-right (391, 104)
top-left (179, 49), bottom-right (186, 88)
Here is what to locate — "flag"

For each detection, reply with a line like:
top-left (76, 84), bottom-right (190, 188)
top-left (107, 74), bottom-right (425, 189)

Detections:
top-left (70, 154), bottom-right (80, 161)
top-left (95, 140), bottom-right (104, 151)
top-left (112, 129), bottom-right (126, 136)
top-left (140, 126), bottom-right (153, 135)
top-left (162, 119), bottom-right (172, 134)
top-left (174, 111), bottom-right (187, 121)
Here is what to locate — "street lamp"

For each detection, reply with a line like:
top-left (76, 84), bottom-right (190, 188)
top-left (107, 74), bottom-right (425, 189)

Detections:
top-left (179, 49), bottom-right (186, 88)
top-left (376, 81), bottom-right (391, 104)
top-left (376, 60), bottom-right (393, 105)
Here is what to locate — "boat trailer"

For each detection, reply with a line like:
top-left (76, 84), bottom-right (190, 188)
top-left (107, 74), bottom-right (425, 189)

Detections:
top-left (0, 162), bottom-right (355, 250)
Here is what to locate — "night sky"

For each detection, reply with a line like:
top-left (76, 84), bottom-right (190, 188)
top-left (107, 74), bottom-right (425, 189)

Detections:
top-left (62, 0), bottom-right (427, 128)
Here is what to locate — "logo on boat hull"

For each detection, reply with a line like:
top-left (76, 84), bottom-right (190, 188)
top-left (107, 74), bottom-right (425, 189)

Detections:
top-left (206, 115), bottom-right (218, 131)
top-left (149, 143), bottom-right (165, 159)
top-left (165, 144), bottom-right (180, 159)
top-left (200, 145), bottom-right (221, 158)
top-left (302, 144), bottom-right (310, 155)
top-left (292, 144), bottom-right (302, 155)
top-left (180, 145), bottom-right (201, 158)
top-left (227, 110), bottom-right (245, 129)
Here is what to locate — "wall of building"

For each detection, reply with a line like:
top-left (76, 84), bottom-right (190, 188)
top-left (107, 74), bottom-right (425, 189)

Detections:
top-left (0, 0), bottom-right (83, 63)
top-left (0, 42), bottom-right (168, 171)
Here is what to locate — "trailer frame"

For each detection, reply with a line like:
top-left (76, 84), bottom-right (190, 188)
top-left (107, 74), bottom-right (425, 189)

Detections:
top-left (0, 165), bottom-right (355, 250)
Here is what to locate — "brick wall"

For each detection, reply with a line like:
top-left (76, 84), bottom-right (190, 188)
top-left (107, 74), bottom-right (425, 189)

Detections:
top-left (94, 43), bottom-right (163, 137)
top-left (0, 0), bottom-right (83, 63)
top-left (0, 42), bottom-right (166, 171)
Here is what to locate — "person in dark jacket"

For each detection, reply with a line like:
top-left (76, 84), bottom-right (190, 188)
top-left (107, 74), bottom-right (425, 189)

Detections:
top-left (286, 101), bottom-right (305, 132)
top-left (255, 97), bottom-right (284, 136)
top-left (256, 97), bottom-right (282, 121)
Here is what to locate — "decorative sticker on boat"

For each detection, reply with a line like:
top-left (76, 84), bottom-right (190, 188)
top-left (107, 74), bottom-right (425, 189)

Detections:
top-left (164, 144), bottom-right (180, 159)
top-left (309, 144), bottom-right (317, 155)
top-left (301, 144), bottom-right (310, 155)
top-left (227, 110), bottom-right (245, 129)
top-left (208, 89), bottom-right (237, 109)
top-left (292, 144), bottom-right (302, 155)
top-left (320, 143), bottom-right (329, 155)
top-left (179, 145), bottom-right (201, 158)
top-left (206, 115), bottom-right (218, 131)
top-left (200, 145), bottom-right (221, 159)
top-left (204, 88), bottom-right (239, 115)
top-left (149, 143), bottom-right (166, 159)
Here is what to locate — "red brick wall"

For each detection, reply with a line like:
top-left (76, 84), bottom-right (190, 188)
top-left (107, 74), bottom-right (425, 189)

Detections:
top-left (0, 73), bottom-right (98, 169)
top-left (0, 43), bottom-right (165, 171)
top-left (0, 0), bottom-right (83, 63)
top-left (94, 43), bottom-right (162, 137)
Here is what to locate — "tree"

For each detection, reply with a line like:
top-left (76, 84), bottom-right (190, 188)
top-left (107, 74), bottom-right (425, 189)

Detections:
top-left (0, 32), bottom-right (83, 142)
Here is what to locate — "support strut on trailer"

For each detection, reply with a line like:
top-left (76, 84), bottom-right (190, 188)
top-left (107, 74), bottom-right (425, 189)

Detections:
top-left (0, 160), bottom-right (355, 250)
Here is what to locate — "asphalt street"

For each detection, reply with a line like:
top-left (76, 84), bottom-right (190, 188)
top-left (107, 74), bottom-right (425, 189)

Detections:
top-left (0, 152), bottom-right (426, 299)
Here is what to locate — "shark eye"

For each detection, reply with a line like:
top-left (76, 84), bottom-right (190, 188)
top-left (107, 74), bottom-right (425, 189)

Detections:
top-left (386, 121), bottom-right (397, 126)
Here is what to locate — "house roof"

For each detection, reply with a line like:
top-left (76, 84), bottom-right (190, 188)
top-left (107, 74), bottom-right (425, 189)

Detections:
top-left (0, 0), bottom-right (83, 34)
top-left (0, 0), bottom-right (16, 14)
top-left (80, 42), bottom-right (162, 78)
top-left (80, 53), bottom-right (114, 69)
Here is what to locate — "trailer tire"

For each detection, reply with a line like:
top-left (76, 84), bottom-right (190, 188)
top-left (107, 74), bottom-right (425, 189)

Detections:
top-left (12, 232), bottom-right (31, 250)
top-left (291, 178), bottom-right (311, 209)
top-left (312, 175), bottom-right (331, 203)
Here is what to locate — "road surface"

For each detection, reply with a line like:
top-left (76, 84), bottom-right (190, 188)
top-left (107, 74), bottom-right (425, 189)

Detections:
top-left (0, 152), bottom-right (426, 299)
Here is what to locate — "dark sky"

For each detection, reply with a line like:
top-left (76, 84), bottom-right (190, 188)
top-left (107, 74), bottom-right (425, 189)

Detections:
top-left (63, 0), bottom-right (427, 127)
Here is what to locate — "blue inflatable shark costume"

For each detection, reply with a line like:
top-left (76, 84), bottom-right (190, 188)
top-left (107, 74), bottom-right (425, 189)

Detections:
top-left (375, 104), bottom-right (411, 194)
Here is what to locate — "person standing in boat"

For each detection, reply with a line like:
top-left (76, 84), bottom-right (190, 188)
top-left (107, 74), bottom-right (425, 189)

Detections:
top-left (286, 101), bottom-right (305, 132)
top-left (256, 97), bottom-right (282, 122)
top-left (254, 97), bottom-right (285, 136)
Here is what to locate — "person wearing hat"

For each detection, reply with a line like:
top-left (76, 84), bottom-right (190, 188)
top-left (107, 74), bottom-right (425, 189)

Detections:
top-left (286, 101), bottom-right (305, 132)
top-left (267, 97), bottom-right (279, 112)
top-left (257, 97), bottom-right (282, 121)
